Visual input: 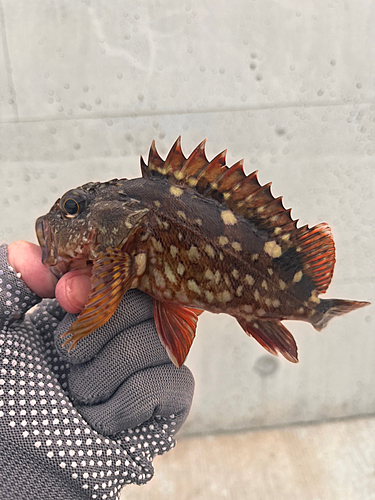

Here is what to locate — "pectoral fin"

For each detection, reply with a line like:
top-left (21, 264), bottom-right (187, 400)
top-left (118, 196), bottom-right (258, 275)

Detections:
top-left (153, 300), bottom-right (203, 367)
top-left (238, 318), bottom-right (298, 363)
top-left (62, 248), bottom-right (135, 349)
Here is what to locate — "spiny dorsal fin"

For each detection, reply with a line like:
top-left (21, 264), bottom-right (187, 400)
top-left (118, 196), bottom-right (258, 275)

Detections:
top-left (141, 138), bottom-right (337, 295)
top-left (140, 137), bottom-right (298, 237)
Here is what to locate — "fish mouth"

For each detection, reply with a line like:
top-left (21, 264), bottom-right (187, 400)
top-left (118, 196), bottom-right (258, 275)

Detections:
top-left (35, 217), bottom-right (95, 279)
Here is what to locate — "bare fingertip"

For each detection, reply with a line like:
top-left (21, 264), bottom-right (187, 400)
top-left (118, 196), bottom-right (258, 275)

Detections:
top-left (56, 273), bottom-right (91, 313)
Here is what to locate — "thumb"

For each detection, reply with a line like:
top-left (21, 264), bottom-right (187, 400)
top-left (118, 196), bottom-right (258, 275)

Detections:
top-left (55, 267), bottom-right (92, 314)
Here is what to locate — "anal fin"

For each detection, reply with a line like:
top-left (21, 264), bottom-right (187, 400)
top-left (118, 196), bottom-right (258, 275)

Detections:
top-left (153, 300), bottom-right (203, 367)
top-left (62, 248), bottom-right (135, 349)
top-left (238, 318), bottom-right (298, 363)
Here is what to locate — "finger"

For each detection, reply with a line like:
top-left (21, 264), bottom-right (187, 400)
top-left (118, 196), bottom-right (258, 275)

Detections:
top-left (75, 364), bottom-right (195, 436)
top-left (7, 240), bottom-right (57, 298)
top-left (55, 267), bottom-right (92, 314)
top-left (55, 289), bottom-right (155, 363)
top-left (68, 319), bottom-right (170, 404)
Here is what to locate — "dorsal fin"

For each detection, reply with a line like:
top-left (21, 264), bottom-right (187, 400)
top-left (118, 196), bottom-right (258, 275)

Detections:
top-left (141, 138), bottom-right (337, 294)
top-left (140, 137), bottom-right (298, 236)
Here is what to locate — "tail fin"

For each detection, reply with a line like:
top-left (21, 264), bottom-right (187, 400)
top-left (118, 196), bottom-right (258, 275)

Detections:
top-left (311, 298), bottom-right (370, 331)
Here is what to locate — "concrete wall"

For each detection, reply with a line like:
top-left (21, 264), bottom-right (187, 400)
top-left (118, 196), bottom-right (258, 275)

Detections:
top-left (0, 1), bottom-right (374, 436)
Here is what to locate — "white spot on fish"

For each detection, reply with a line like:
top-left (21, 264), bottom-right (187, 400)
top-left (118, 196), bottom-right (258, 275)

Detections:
top-left (218, 290), bottom-right (232, 303)
top-left (187, 279), bottom-right (201, 295)
top-left (272, 299), bottom-right (280, 308)
top-left (112, 227), bottom-right (119, 234)
top-left (188, 246), bottom-right (200, 261)
top-left (154, 269), bottom-right (166, 289)
top-left (135, 253), bottom-right (147, 276)
top-left (170, 245), bottom-right (178, 258)
top-left (204, 244), bottom-right (215, 258)
top-left (151, 237), bottom-right (163, 253)
top-left (224, 274), bottom-right (231, 287)
top-left (265, 298), bottom-right (272, 307)
top-left (205, 290), bottom-right (214, 303)
top-left (153, 200), bottom-right (161, 208)
top-left (174, 171), bottom-right (184, 180)
top-left (309, 292), bottom-right (320, 304)
top-left (170, 186), bottom-right (183, 197)
top-left (257, 308), bottom-right (266, 316)
top-left (245, 274), bottom-right (255, 286)
top-left (251, 254), bottom-right (259, 261)
top-left (279, 279), bottom-right (287, 290)
top-left (236, 286), bottom-right (243, 297)
top-left (231, 242), bottom-right (242, 252)
top-left (298, 307), bottom-right (305, 314)
top-left (204, 269), bottom-right (214, 280)
top-left (232, 269), bottom-right (239, 279)
top-left (164, 262), bottom-right (177, 284)
top-left (264, 241), bottom-right (282, 259)
top-left (177, 263), bottom-right (185, 276)
top-left (214, 270), bottom-right (221, 285)
top-left (267, 268), bottom-right (274, 276)
top-left (188, 178), bottom-right (198, 187)
top-left (242, 305), bottom-right (253, 314)
top-left (155, 215), bottom-right (163, 228)
top-left (293, 270), bottom-right (303, 283)
top-left (218, 236), bottom-right (229, 246)
top-left (178, 232), bottom-right (183, 241)
top-left (221, 210), bottom-right (237, 225)
top-left (254, 289), bottom-right (260, 301)
top-left (195, 218), bottom-right (202, 226)
top-left (261, 280), bottom-right (268, 291)
top-left (177, 210), bottom-right (187, 221)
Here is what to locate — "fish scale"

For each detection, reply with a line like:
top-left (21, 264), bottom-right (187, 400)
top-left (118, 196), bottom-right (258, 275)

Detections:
top-left (35, 137), bottom-right (370, 367)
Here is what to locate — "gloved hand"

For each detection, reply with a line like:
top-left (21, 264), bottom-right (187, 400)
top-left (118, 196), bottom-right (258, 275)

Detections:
top-left (0, 242), bottom-right (194, 500)
top-left (54, 288), bottom-right (194, 435)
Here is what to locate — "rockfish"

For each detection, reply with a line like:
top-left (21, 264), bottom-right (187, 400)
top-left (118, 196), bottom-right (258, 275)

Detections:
top-left (35, 138), bottom-right (369, 366)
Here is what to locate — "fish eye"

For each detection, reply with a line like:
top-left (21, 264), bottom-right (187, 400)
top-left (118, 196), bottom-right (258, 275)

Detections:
top-left (60, 190), bottom-right (87, 219)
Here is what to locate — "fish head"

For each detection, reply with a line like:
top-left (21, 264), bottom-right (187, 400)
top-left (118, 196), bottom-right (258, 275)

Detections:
top-left (36, 180), bottom-right (148, 278)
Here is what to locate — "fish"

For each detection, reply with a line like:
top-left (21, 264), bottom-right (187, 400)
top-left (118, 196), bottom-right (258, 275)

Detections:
top-left (35, 137), bottom-right (370, 367)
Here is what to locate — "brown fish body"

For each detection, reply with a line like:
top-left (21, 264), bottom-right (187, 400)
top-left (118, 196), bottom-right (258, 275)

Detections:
top-left (36, 138), bottom-right (369, 366)
top-left (131, 181), bottom-right (311, 319)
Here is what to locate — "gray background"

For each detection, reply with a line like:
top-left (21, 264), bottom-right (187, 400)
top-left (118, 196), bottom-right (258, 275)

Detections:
top-left (0, 1), bottom-right (374, 438)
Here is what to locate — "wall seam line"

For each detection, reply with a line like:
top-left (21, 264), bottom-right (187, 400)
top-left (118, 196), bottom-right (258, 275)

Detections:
top-left (0, 0), bottom-right (19, 121)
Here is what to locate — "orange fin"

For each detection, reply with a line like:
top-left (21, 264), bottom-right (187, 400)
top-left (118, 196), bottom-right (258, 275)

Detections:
top-left (62, 248), bottom-right (135, 349)
top-left (238, 318), bottom-right (298, 363)
top-left (153, 299), bottom-right (202, 367)
top-left (294, 223), bottom-right (336, 293)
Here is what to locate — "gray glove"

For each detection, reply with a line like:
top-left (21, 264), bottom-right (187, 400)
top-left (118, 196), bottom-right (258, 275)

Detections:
top-left (0, 244), bottom-right (194, 500)
top-left (53, 289), bottom-right (194, 435)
